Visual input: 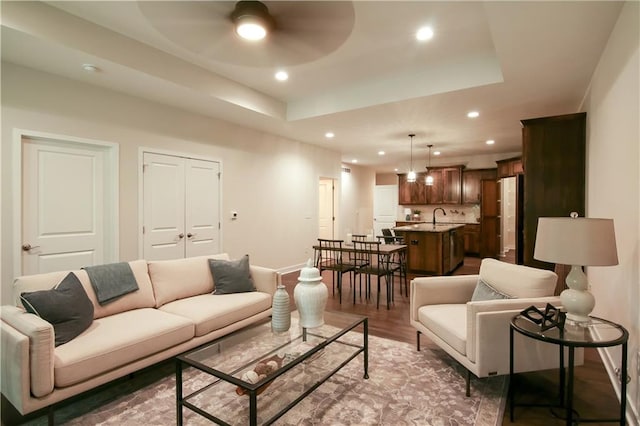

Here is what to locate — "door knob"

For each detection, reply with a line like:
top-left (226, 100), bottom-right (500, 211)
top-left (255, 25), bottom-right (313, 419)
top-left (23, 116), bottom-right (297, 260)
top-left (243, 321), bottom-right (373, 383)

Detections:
top-left (22, 243), bottom-right (41, 252)
top-left (187, 233), bottom-right (196, 238)
top-left (178, 233), bottom-right (185, 239)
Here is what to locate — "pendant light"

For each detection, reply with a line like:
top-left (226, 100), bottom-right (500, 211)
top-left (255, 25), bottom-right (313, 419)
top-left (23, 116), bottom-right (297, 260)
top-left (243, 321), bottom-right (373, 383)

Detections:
top-left (425, 144), bottom-right (434, 186)
top-left (407, 134), bottom-right (416, 183)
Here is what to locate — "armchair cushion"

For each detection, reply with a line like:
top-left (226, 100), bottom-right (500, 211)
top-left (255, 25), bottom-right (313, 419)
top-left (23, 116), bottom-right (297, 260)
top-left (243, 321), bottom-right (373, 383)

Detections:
top-left (479, 258), bottom-right (557, 298)
top-left (419, 305), bottom-right (467, 355)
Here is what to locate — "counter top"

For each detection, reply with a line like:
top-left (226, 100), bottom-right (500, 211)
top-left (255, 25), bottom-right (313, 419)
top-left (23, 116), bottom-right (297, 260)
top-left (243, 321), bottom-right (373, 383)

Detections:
top-left (397, 220), bottom-right (479, 225)
top-left (393, 223), bottom-right (465, 233)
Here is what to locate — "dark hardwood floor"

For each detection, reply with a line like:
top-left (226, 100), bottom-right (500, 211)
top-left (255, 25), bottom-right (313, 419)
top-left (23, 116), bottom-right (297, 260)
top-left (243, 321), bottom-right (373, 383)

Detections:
top-left (283, 252), bottom-right (624, 425)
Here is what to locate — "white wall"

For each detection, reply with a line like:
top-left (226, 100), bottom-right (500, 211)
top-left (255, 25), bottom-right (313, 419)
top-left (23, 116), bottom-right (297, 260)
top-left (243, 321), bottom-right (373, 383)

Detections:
top-left (1, 63), bottom-right (342, 303)
top-left (339, 164), bottom-right (375, 240)
top-left (581, 1), bottom-right (639, 420)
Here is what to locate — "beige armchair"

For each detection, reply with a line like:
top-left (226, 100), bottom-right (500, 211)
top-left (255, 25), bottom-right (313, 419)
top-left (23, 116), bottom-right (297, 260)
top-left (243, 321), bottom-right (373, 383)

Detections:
top-left (410, 258), bottom-right (580, 396)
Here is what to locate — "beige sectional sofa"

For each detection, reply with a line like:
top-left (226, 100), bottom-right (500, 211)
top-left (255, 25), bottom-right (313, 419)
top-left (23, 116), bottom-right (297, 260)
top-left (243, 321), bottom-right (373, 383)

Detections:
top-left (0, 253), bottom-right (279, 418)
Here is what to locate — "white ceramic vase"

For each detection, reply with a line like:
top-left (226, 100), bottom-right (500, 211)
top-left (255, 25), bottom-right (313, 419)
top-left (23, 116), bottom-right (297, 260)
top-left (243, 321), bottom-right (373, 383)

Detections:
top-left (271, 284), bottom-right (291, 333)
top-left (294, 259), bottom-right (328, 328)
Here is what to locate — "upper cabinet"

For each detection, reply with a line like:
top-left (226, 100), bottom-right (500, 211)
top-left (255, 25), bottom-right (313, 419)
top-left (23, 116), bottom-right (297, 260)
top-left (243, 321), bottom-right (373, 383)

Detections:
top-left (398, 166), bottom-right (462, 205)
top-left (398, 173), bottom-right (427, 205)
top-left (442, 167), bottom-right (462, 204)
top-left (496, 157), bottom-right (523, 179)
top-left (462, 168), bottom-right (497, 204)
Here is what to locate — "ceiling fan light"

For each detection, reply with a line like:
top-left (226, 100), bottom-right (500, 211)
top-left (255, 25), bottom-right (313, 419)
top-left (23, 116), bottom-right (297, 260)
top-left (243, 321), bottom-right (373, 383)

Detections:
top-left (407, 170), bottom-right (417, 183)
top-left (236, 18), bottom-right (267, 40)
top-left (232, 1), bottom-right (273, 41)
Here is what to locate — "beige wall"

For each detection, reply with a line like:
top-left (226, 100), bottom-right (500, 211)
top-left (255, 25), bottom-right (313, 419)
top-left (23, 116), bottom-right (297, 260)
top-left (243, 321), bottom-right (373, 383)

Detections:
top-left (582, 1), bottom-right (639, 420)
top-left (1, 63), bottom-right (342, 303)
top-left (339, 164), bottom-right (375, 240)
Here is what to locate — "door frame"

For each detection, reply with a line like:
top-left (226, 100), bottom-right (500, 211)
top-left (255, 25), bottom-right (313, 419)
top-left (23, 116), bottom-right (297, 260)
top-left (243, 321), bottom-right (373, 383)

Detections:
top-left (12, 129), bottom-right (119, 276)
top-left (137, 147), bottom-right (223, 259)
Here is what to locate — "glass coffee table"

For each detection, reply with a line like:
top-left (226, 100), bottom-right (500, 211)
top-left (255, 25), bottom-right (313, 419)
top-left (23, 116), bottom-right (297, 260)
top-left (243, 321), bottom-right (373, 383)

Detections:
top-left (176, 311), bottom-right (368, 425)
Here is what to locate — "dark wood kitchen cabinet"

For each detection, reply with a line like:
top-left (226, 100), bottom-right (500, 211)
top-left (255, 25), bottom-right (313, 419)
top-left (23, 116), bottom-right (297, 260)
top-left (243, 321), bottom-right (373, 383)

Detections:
top-left (463, 224), bottom-right (481, 255)
top-left (521, 112), bottom-right (586, 270)
top-left (496, 157), bottom-right (523, 179)
top-left (462, 168), bottom-right (497, 204)
top-left (398, 173), bottom-right (427, 205)
top-left (398, 166), bottom-right (462, 205)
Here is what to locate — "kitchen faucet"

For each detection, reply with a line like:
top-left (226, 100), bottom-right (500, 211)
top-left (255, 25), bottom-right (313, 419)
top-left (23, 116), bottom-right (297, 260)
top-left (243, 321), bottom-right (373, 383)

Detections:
top-left (432, 207), bottom-right (446, 225)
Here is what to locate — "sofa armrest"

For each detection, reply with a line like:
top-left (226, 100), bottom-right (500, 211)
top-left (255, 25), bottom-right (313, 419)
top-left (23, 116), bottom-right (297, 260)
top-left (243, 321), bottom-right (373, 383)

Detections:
top-left (467, 296), bottom-right (562, 369)
top-left (250, 265), bottom-right (279, 297)
top-left (1, 306), bottom-right (55, 400)
top-left (410, 275), bottom-right (478, 321)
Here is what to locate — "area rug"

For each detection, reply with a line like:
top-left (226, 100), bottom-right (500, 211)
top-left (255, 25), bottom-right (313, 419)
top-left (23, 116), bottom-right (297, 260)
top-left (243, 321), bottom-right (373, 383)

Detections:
top-left (25, 335), bottom-right (506, 425)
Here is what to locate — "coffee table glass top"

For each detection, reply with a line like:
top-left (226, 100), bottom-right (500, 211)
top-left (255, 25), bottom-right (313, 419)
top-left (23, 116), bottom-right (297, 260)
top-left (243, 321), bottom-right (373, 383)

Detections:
top-left (177, 311), bottom-right (368, 425)
top-left (183, 311), bottom-right (365, 382)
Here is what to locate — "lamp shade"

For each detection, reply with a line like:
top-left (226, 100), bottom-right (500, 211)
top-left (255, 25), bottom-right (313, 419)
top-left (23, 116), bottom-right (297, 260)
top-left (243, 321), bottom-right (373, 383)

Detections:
top-left (534, 217), bottom-right (618, 266)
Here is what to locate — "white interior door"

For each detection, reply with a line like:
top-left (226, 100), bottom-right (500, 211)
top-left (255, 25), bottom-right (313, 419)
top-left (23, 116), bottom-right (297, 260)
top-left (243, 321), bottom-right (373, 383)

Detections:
top-left (185, 158), bottom-right (221, 257)
top-left (22, 138), bottom-right (105, 274)
top-left (318, 178), bottom-right (334, 239)
top-left (373, 185), bottom-right (398, 238)
top-left (143, 152), bottom-right (186, 260)
top-left (143, 152), bottom-right (221, 260)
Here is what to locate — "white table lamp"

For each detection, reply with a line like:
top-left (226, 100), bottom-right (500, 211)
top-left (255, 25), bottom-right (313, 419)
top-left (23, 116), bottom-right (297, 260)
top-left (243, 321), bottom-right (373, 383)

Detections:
top-left (534, 214), bottom-right (618, 324)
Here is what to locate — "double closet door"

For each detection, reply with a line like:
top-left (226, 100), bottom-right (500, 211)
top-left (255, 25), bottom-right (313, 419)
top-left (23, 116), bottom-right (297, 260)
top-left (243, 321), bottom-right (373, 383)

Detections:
top-left (143, 152), bottom-right (220, 261)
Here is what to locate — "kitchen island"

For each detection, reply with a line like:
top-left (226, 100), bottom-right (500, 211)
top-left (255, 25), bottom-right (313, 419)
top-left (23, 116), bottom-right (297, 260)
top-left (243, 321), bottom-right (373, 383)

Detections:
top-left (393, 223), bottom-right (465, 275)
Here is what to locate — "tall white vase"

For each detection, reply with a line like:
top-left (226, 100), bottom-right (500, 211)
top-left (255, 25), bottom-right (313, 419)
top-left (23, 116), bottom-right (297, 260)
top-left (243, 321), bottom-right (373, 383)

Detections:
top-left (271, 283), bottom-right (291, 333)
top-left (294, 259), bottom-right (328, 328)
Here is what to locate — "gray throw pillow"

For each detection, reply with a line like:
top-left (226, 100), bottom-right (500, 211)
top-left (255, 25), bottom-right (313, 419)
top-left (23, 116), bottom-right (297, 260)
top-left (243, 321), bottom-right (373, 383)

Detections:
top-left (209, 255), bottom-right (256, 295)
top-left (20, 272), bottom-right (94, 346)
top-left (471, 278), bottom-right (513, 301)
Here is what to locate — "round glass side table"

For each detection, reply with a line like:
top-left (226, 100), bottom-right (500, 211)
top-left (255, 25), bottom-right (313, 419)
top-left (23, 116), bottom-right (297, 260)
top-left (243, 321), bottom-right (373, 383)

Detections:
top-left (509, 314), bottom-right (628, 425)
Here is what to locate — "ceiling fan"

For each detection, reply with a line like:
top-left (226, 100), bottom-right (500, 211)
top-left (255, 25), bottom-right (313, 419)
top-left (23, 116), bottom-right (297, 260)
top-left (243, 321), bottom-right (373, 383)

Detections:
top-left (137, 1), bottom-right (356, 67)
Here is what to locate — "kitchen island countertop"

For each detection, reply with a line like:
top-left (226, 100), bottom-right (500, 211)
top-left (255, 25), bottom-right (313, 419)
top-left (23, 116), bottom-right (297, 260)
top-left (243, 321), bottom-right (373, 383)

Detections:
top-left (393, 223), bottom-right (465, 233)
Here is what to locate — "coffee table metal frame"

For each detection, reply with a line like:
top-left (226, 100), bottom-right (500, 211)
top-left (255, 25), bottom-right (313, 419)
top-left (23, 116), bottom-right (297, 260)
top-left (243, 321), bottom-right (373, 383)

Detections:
top-left (176, 312), bottom-right (368, 426)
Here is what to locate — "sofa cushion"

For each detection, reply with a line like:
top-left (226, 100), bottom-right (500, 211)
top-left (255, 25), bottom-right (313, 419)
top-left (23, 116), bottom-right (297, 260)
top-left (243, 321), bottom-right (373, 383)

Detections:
top-left (53, 308), bottom-right (194, 388)
top-left (479, 258), bottom-right (557, 298)
top-left (13, 260), bottom-right (157, 320)
top-left (209, 255), bottom-right (255, 295)
top-left (149, 254), bottom-right (230, 307)
top-left (419, 304), bottom-right (467, 356)
top-left (471, 278), bottom-right (513, 301)
top-left (20, 272), bottom-right (94, 347)
top-left (159, 292), bottom-right (272, 337)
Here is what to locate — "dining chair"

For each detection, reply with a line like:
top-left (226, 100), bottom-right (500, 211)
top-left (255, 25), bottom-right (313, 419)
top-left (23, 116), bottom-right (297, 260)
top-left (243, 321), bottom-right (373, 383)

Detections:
top-left (378, 229), bottom-right (408, 297)
top-left (315, 239), bottom-right (355, 304)
top-left (353, 240), bottom-right (393, 309)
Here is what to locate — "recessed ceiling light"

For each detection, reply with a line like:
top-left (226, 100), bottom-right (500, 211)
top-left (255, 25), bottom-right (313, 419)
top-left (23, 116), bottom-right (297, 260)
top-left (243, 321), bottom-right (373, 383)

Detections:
top-left (82, 64), bottom-right (98, 72)
top-left (486, 139), bottom-right (495, 145)
top-left (378, 151), bottom-right (385, 156)
top-left (467, 111), bottom-right (479, 118)
top-left (275, 70), bottom-right (288, 81)
top-left (394, 168), bottom-right (399, 172)
top-left (434, 151), bottom-right (441, 156)
top-left (416, 26), bottom-right (434, 41)
top-left (325, 132), bottom-right (335, 139)
top-left (352, 159), bottom-right (358, 163)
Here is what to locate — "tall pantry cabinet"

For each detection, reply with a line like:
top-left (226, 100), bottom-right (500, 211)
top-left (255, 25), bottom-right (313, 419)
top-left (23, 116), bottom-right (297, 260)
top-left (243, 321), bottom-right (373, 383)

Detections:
top-left (521, 112), bottom-right (586, 271)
